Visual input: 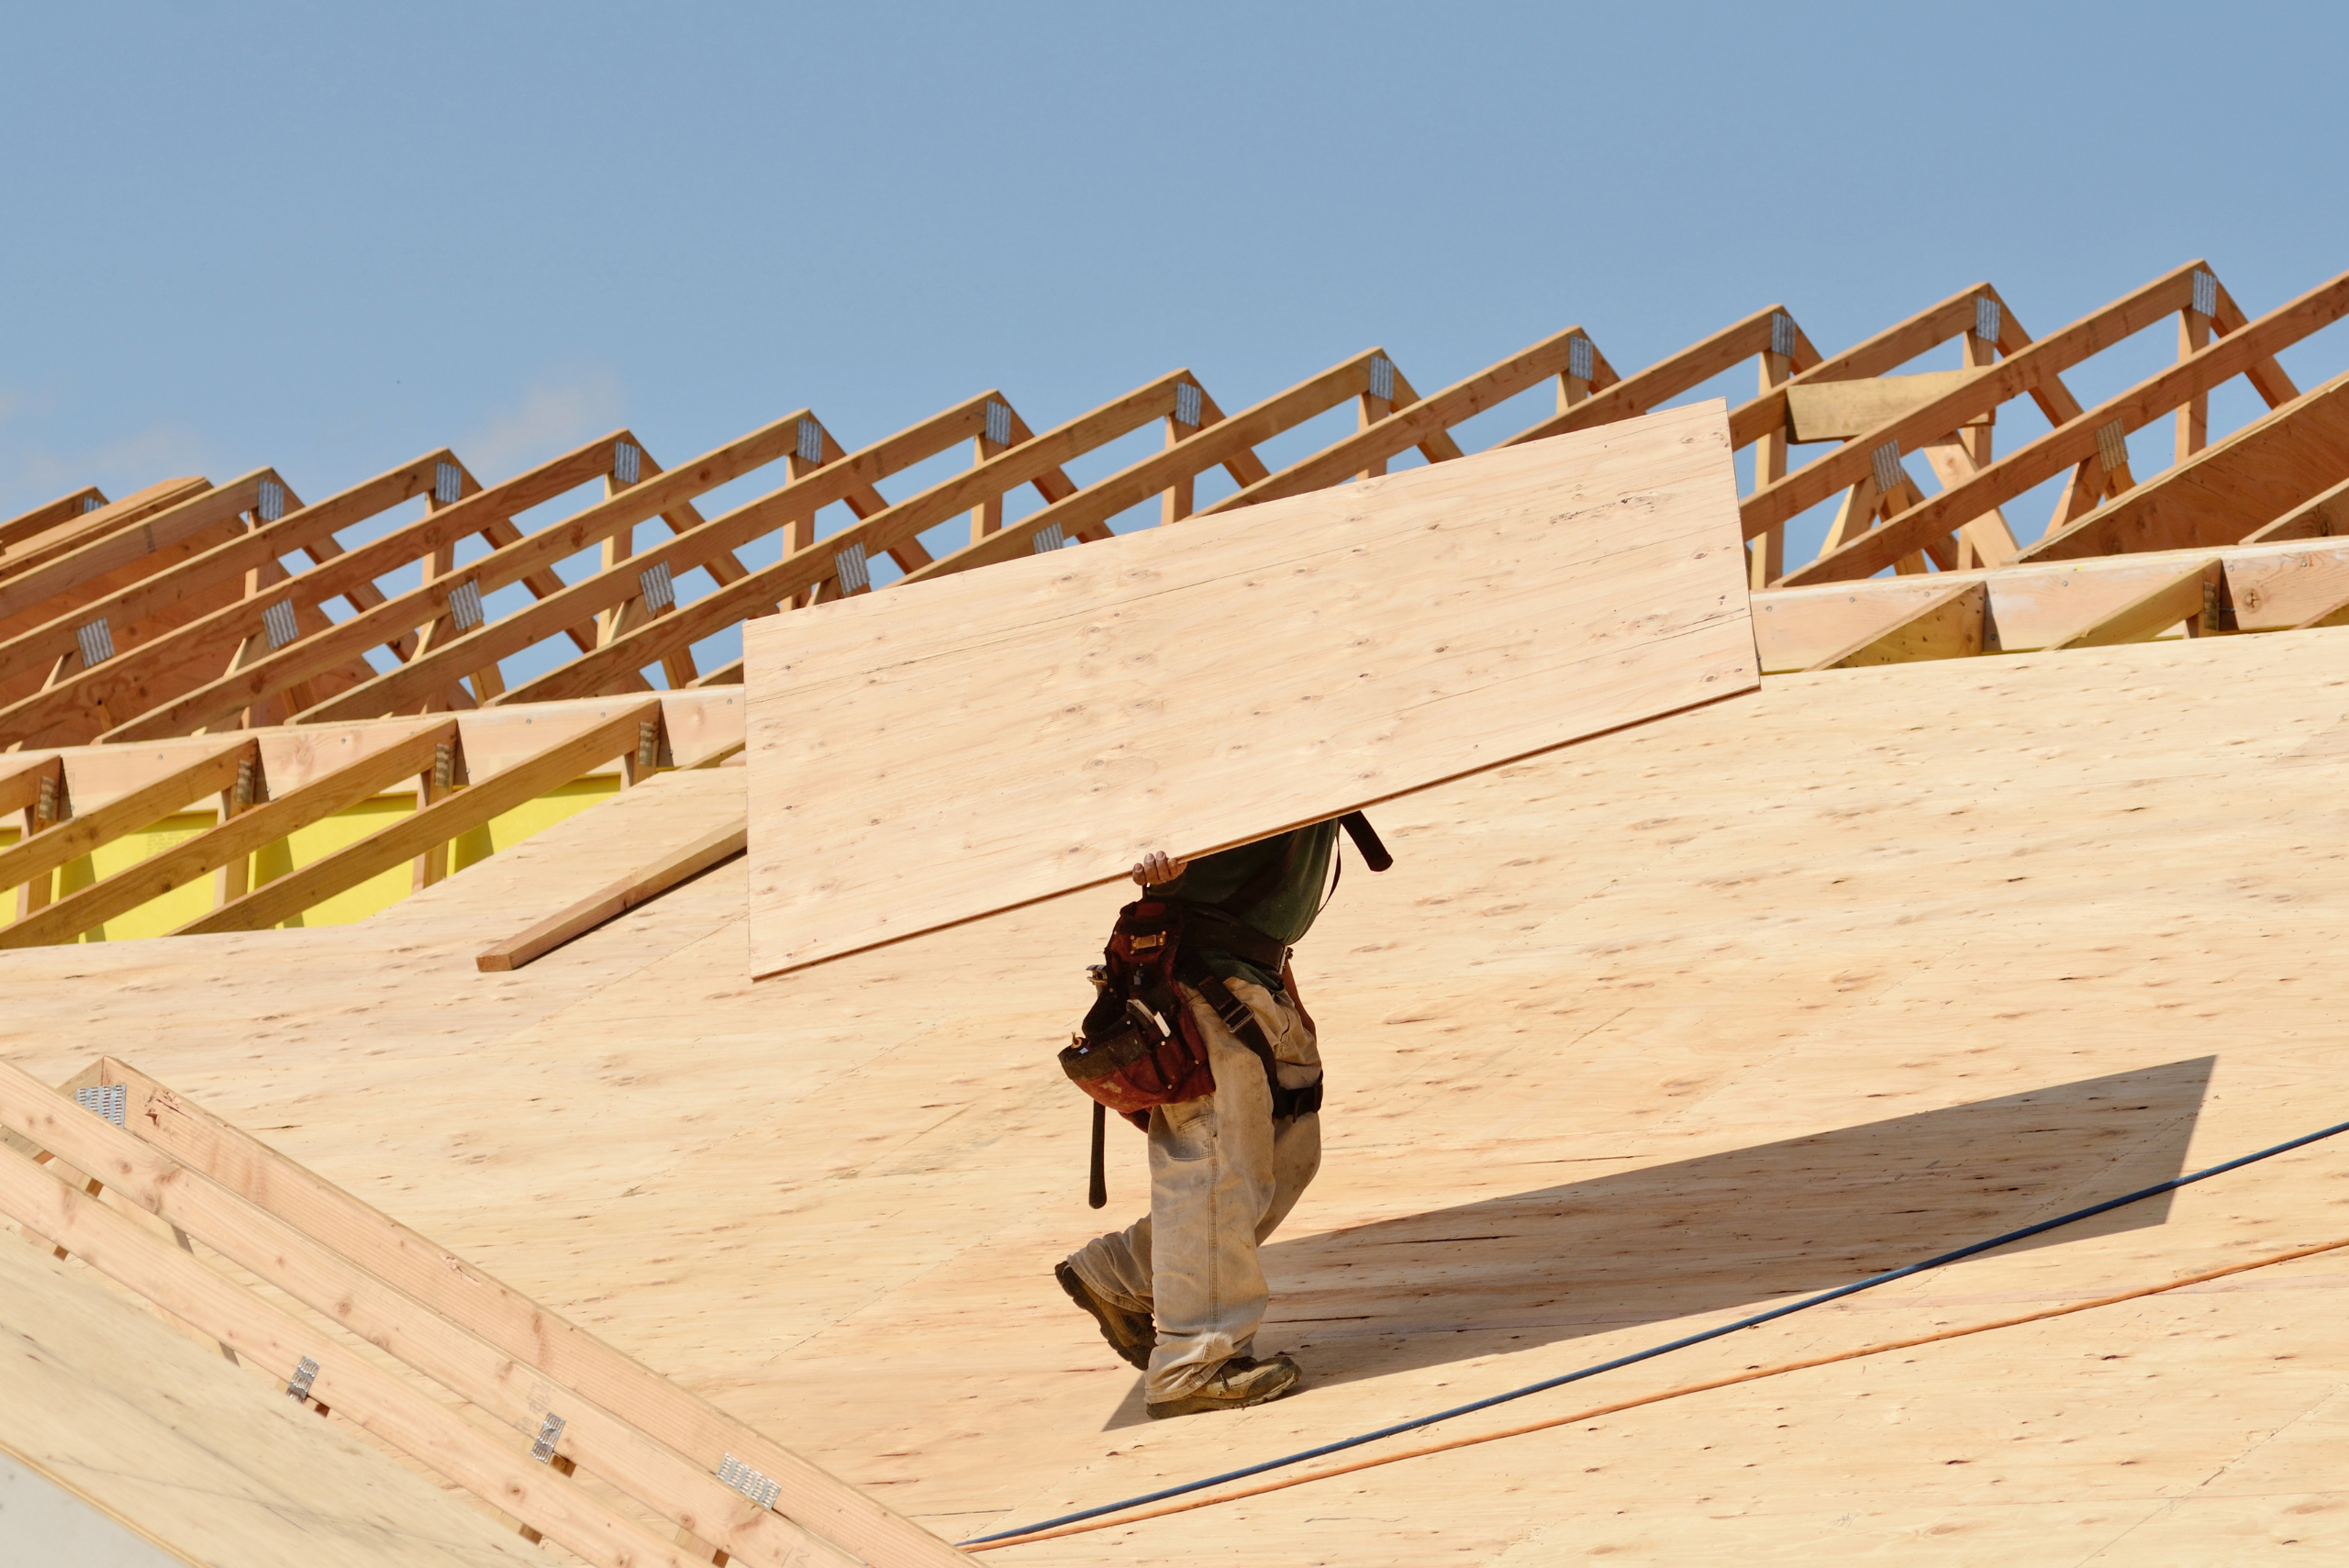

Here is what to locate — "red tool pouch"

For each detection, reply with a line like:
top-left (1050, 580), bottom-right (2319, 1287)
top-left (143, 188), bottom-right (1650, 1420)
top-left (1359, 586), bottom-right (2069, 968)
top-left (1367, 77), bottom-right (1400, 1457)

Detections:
top-left (1059, 898), bottom-right (1215, 1126)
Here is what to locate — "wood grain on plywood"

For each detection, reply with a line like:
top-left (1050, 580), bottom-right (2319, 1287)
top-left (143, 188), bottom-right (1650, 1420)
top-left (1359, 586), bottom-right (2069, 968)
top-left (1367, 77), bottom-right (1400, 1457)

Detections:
top-left (743, 401), bottom-right (1756, 977)
top-left (0, 1228), bottom-right (544, 1568)
top-left (7, 628), bottom-right (2349, 1562)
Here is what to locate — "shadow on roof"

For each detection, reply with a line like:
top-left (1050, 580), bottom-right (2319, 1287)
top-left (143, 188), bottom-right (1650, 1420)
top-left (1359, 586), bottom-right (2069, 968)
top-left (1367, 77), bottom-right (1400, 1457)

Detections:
top-left (1097, 1054), bottom-right (2212, 1426)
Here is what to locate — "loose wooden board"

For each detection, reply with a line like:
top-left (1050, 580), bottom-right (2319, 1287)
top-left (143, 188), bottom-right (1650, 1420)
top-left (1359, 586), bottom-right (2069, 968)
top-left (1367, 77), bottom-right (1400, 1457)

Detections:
top-left (742, 399), bottom-right (1756, 977)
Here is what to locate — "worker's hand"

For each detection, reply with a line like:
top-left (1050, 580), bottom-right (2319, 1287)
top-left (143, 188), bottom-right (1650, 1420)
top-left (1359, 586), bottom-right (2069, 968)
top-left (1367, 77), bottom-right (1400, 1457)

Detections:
top-left (1131, 850), bottom-right (1188, 887)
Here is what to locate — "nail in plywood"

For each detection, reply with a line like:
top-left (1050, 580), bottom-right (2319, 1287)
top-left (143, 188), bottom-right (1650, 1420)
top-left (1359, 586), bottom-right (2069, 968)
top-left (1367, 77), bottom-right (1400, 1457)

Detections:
top-left (743, 400), bottom-right (1757, 978)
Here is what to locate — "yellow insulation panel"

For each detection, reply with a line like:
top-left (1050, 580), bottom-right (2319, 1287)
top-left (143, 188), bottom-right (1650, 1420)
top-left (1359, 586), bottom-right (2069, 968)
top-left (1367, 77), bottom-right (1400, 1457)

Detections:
top-left (0, 775), bottom-right (621, 940)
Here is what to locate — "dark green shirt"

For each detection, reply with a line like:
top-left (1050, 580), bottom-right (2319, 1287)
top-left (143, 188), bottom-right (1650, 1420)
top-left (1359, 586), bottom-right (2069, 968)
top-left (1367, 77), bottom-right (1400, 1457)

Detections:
top-left (1161, 821), bottom-right (1338, 990)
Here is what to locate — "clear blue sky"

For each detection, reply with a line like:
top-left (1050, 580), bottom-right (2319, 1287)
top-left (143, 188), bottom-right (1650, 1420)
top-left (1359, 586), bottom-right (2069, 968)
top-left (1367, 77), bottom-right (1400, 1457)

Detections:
top-left (7, 2), bottom-right (2346, 680)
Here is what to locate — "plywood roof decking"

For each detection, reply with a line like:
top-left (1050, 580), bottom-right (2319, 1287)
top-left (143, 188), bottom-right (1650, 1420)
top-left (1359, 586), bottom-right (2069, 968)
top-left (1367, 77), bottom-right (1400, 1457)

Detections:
top-left (744, 403), bottom-right (1755, 976)
top-left (9, 628), bottom-right (2349, 1562)
top-left (0, 1216), bottom-right (547, 1568)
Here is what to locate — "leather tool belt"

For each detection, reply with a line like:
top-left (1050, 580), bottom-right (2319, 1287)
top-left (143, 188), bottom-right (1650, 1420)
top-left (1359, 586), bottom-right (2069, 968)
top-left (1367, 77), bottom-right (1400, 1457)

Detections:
top-left (1058, 897), bottom-right (1321, 1127)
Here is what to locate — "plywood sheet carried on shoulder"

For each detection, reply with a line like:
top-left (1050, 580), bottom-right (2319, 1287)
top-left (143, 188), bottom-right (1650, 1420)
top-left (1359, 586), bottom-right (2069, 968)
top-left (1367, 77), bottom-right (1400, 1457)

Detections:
top-left (743, 399), bottom-right (1755, 977)
top-left (0, 1231), bottom-right (542, 1568)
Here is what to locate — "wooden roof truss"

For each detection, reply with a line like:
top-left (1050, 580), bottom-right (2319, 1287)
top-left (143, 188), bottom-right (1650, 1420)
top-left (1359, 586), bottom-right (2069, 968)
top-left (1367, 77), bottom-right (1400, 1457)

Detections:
top-left (0, 1053), bottom-right (963, 1566)
top-left (4, 258), bottom-right (2348, 912)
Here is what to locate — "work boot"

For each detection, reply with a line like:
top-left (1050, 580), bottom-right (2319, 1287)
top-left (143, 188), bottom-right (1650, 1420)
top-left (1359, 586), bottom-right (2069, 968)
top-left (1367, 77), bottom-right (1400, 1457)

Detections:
top-left (1144, 1352), bottom-right (1301, 1419)
top-left (1055, 1262), bottom-right (1153, 1370)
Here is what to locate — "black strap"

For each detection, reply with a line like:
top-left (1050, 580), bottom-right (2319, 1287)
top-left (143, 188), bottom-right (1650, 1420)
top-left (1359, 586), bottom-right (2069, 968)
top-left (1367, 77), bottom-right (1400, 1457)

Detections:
top-left (1186, 963), bottom-right (1322, 1120)
top-left (1338, 811), bottom-right (1393, 872)
top-left (1087, 1100), bottom-right (1108, 1208)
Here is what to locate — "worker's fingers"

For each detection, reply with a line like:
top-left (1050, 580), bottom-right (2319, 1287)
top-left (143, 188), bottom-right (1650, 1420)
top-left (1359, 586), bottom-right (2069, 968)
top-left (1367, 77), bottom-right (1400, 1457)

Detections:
top-left (1130, 851), bottom-right (1189, 887)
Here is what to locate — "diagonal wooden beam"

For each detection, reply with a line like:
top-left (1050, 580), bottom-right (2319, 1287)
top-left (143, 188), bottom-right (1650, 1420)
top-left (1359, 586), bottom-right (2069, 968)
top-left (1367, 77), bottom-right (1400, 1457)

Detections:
top-left (87, 1057), bottom-right (973, 1568)
top-left (2049, 560), bottom-right (2221, 649)
top-left (1200, 324), bottom-right (1615, 513)
top-left (0, 1138), bottom-right (721, 1568)
top-left (475, 816), bottom-right (745, 971)
top-left (0, 487), bottom-right (107, 553)
top-left (1780, 268), bottom-right (2349, 584)
top-left (0, 721), bottom-right (455, 949)
top-left (1744, 261), bottom-right (2215, 549)
top-left (86, 436), bottom-right (630, 743)
top-left (1728, 284), bottom-right (1989, 451)
top-left (903, 348), bottom-right (1402, 584)
top-left (0, 473), bottom-right (285, 637)
top-left (495, 374), bottom-right (1201, 707)
top-left (2211, 276), bottom-right (2303, 408)
top-left (288, 399), bottom-right (986, 722)
top-left (0, 453), bottom-right (454, 744)
top-left (1502, 304), bottom-right (1813, 448)
top-left (0, 1060), bottom-right (865, 1568)
top-left (0, 738), bottom-right (253, 908)
top-left (0, 477), bottom-right (210, 582)
top-left (1802, 580), bottom-right (1987, 671)
top-left (2245, 470), bottom-right (2349, 545)
top-left (255, 411), bottom-right (848, 726)
top-left (2021, 365), bottom-right (2349, 562)
top-left (176, 703), bottom-right (658, 934)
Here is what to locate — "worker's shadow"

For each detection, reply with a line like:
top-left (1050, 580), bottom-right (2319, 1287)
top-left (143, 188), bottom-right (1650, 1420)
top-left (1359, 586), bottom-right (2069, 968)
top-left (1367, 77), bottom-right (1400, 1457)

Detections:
top-left (1099, 1055), bottom-right (2211, 1427)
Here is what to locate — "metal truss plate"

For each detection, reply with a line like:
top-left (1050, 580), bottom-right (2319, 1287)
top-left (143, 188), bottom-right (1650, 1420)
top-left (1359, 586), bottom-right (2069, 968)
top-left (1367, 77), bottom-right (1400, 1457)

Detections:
top-left (1869, 440), bottom-right (1907, 498)
top-left (74, 1084), bottom-right (126, 1126)
top-left (834, 541), bottom-right (870, 595)
top-left (262, 599), bottom-right (299, 651)
top-left (613, 439), bottom-right (641, 484)
top-left (1367, 355), bottom-right (1395, 402)
top-left (638, 561), bottom-right (675, 613)
top-left (1974, 295), bottom-right (2003, 346)
top-left (257, 479), bottom-right (286, 523)
top-left (434, 461), bottom-right (463, 506)
top-left (1569, 334), bottom-right (1596, 383)
top-left (718, 1454), bottom-right (782, 1510)
top-left (1030, 522), bottom-right (1066, 554)
top-left (1769, 312), bottom-right (1796, 361)
top-left (530, 1411), bottom-right (566, 1463)
top-left (448, 579), bottom-right (485, 633)
top-left (2096, 418), bottom-right (2131, 475)
top-left (285, 1356), bottom-right (319, 1401)
top-left (1173, 382), bottom-right (1202, 428)
top-left (75, 618), bottom-right (114, 667)
top-left (796, 417), bottom-right (824, 464)
top-left (985, 400), bottom-right (1013, 446)
top-left (2191, 269), bottom-right (2218, 319)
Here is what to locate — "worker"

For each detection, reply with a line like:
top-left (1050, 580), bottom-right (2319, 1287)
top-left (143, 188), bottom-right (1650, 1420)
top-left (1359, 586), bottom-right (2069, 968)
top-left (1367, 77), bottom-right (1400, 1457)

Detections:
top-left (1054, 820), bottom-right (1345, 1418)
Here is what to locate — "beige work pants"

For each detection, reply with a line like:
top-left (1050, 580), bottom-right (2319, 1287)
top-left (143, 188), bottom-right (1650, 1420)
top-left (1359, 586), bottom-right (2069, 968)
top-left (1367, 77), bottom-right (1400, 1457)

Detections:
top-left (1065, 977), bottom-right (1322, 1402)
